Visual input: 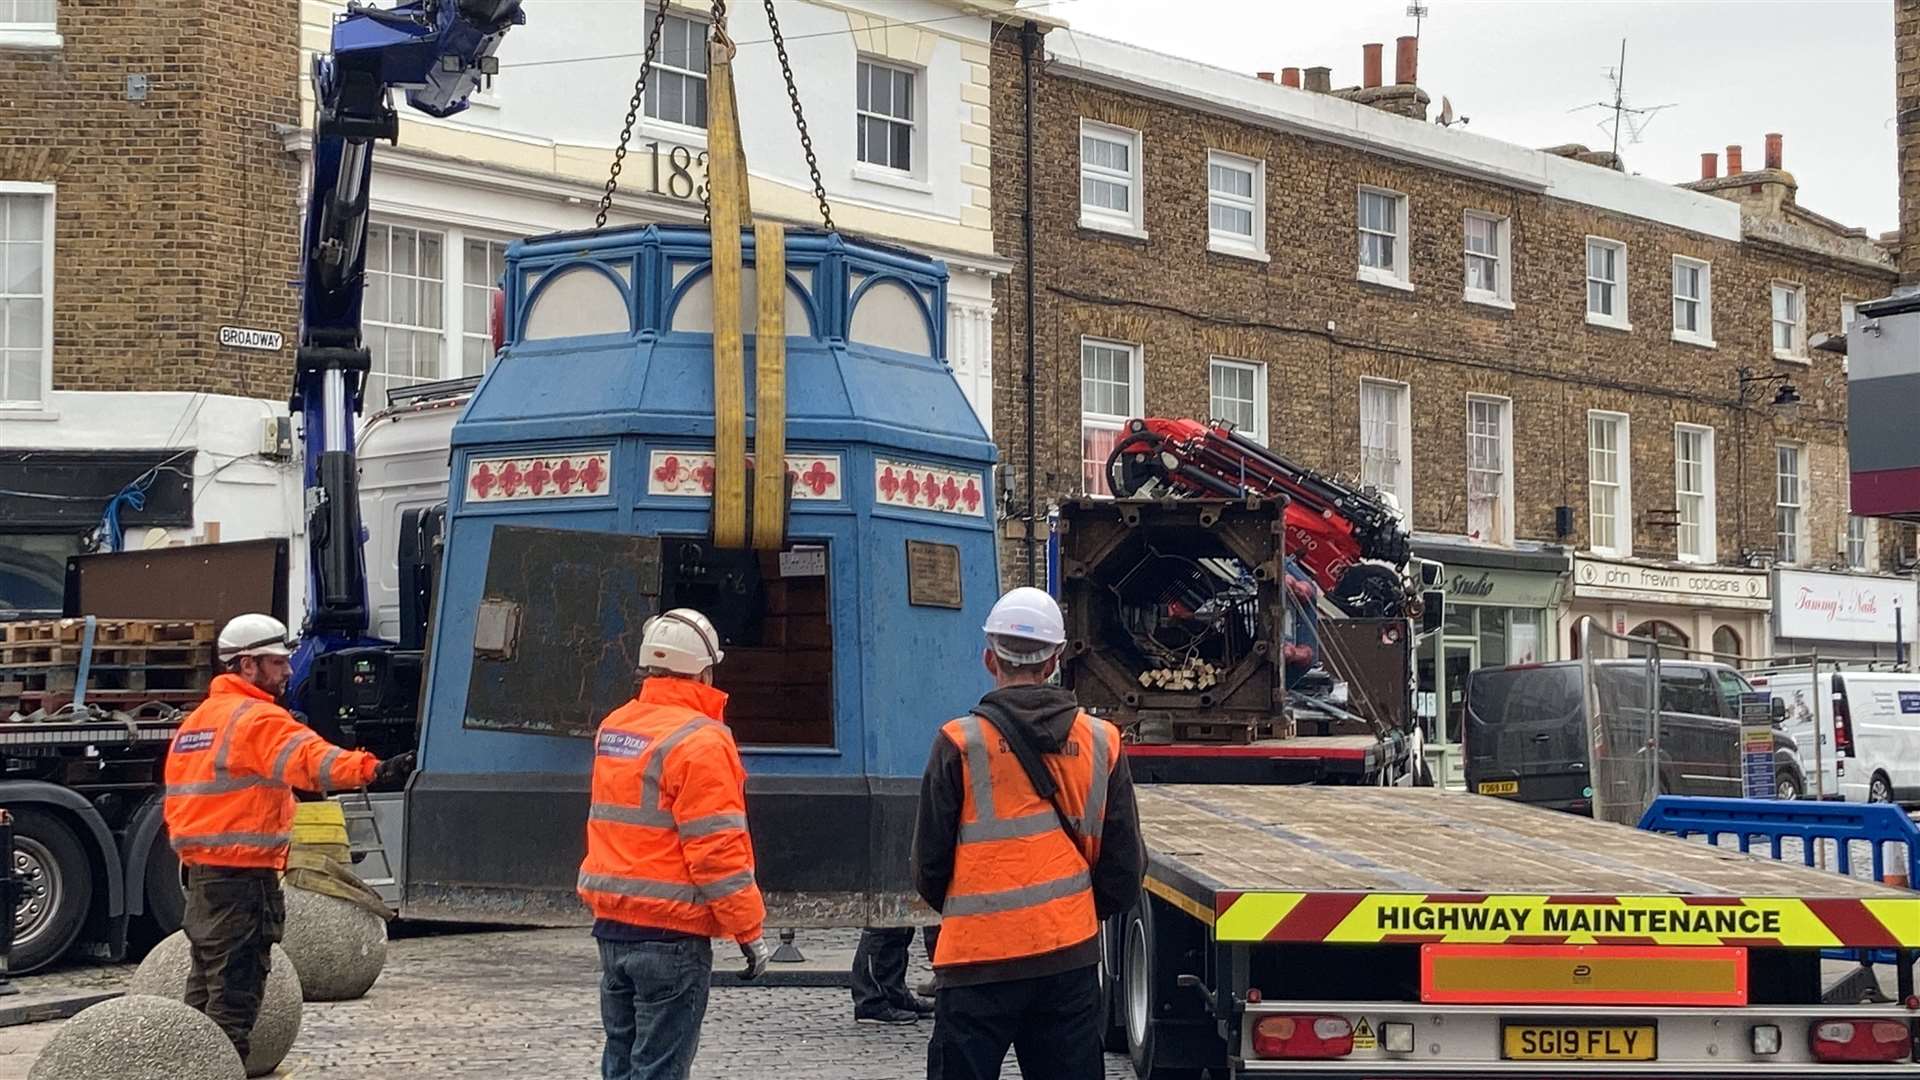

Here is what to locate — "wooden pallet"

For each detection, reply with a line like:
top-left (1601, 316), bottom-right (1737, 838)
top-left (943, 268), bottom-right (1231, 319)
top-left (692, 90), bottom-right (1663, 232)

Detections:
top-left (0, 662), bottom-right (210, 695)
top-left (0, 640), bottom-right (211, 667)
top-left (0, 618), bottom-right (214, 647)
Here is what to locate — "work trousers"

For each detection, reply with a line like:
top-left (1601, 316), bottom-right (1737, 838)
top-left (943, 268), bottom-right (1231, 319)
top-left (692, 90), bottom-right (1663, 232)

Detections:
top-left (598, 936), bottom-right (713, 1080)
top-left (851, 925), bottom-right (939, 1014)
top-left (182, 864), bottom-right (285, 1061)
top-left (926, 964), bottom-right (1103, 1080)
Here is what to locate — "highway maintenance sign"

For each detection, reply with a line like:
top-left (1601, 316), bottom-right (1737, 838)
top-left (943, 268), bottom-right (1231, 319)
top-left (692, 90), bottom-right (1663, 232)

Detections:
top-left (1212, 891), bottom-right (1920, 949)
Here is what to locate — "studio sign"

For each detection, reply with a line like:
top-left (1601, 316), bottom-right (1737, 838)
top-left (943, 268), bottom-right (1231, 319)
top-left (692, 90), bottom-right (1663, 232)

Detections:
top-left (1449, 571), bottom-right (1496, 598)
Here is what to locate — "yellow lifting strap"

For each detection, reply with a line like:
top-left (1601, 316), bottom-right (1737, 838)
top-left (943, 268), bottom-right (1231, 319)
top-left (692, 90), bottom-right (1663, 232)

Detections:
top-left (706, 15), bottom-right (789, 551)
top-left (752, 221), bottom-right (789, 551)
top-left (706, 20), bottom-right (751, 550)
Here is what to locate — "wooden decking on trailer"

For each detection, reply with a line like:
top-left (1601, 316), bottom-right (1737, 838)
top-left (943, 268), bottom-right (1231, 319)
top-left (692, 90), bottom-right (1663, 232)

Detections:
top-left (1138, 786), bottom-right (1919, 949)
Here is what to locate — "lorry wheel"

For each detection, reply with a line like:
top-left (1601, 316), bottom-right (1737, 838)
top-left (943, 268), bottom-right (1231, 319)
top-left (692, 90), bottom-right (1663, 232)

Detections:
top-left (10, 808), bottom-right (94, 974)
top-left (1123, 899), bottom-right (1203, 1080)
top-left (140, 831), bottom-right (187, 938)
top-left (1100, 919), bottom-right (1128, 1053)
top-left (1868, 772), bottom-right (1895, 804)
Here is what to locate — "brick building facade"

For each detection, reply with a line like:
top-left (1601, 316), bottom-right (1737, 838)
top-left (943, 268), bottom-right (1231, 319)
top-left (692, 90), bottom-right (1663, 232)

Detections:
top-left (0, 2), bottom-right (307, 611)
top-left (991, 26), bottom-right (1912, 777)
top-left (0, 0), bottom-right (303, 400)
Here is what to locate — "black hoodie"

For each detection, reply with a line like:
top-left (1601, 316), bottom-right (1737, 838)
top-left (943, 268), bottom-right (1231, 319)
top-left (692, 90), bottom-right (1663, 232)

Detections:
top-left (911, 683), bottom-right (1145, 987)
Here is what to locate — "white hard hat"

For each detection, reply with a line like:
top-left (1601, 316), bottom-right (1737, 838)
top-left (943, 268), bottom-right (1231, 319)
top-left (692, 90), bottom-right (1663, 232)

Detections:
top-left (640, 608), bottom-right (725, 676)
top-left (217, 613), bottom-right (294, 660)
top-left (983, 587), bottom-right (1066, 664)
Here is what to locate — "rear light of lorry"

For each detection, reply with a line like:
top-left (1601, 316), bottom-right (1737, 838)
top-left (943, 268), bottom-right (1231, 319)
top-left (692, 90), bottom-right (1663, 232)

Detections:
top-left (1809, 1019), bottom-right (1913, 1063)
top-left (1252, 1015), bottom-right (1354, 1059)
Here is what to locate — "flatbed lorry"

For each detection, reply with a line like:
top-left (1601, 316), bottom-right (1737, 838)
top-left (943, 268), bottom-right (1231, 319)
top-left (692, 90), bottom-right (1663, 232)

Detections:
top-left (1108, 784), bottom-right (1919, 1077)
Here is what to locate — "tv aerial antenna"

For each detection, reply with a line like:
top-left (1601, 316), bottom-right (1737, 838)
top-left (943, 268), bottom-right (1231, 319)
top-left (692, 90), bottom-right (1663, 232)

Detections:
top-left (1569, 40), bottom-right (1677, 158)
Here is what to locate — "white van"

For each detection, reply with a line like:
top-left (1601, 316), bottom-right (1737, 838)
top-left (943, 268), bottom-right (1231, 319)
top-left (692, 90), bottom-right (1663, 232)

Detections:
top-left (1746, 667), bottom-right (1920, 805)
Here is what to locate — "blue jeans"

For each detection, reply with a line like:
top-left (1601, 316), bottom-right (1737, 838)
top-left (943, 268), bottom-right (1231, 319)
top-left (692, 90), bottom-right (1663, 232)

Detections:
top-left (597, 937), bottom-right (713, 1080)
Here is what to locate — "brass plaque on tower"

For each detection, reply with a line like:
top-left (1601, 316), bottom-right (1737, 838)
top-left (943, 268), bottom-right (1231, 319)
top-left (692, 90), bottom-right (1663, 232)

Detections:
top-left (906, 540), bottom-right (963, 609)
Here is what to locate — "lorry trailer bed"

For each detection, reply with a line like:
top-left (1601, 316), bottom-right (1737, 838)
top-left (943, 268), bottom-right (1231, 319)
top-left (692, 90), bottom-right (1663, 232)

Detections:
top-left (1137, 785), bottom-right (1918, 949)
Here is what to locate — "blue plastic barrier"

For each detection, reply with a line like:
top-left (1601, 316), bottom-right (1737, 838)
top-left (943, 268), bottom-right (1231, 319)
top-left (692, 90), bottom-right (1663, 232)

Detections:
top-left (1638, 796), bottom-right (1918, 966)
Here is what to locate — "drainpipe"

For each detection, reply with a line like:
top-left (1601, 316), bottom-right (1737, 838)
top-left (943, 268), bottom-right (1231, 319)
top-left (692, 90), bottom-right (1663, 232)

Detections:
top-left (1021, 19), bottom-right (1041, 584)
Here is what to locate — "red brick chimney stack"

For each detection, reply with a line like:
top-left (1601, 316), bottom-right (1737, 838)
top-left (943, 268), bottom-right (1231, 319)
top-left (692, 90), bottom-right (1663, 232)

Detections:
top-left (1256, 71), bottom-right (1274, 81)
top-left (1362, 42), bottom-right (1383, 89)
top-left (1280, 67), bottom-right (1301, 88)
top-left (1765, 132), bottom-right (1783, 170)
top-left (1725, 144), bottom-right (1743, 175)
top-left (1395, 35), bottom-right (1418, 85)
top-left (1700, 152), bottom-right (1718, 181)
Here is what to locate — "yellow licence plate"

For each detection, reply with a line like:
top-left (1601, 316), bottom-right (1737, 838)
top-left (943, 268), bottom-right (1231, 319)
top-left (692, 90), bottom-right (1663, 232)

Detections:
top-left (1477, 780), bottom-right (1519, 796)
top-left (1503, 1025), bottom-right (1656, 1061)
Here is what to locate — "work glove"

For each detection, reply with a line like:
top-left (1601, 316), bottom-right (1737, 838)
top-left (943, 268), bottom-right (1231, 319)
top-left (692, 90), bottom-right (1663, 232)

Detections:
top-left (737, 936), bottom-right (772, 981)
top-left (372, 752), bottom-right (417, 786)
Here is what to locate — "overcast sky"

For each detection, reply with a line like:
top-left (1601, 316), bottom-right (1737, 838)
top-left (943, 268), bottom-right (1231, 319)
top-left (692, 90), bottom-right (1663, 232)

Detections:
top-left (1048, 0), bottom-right (1900, 235)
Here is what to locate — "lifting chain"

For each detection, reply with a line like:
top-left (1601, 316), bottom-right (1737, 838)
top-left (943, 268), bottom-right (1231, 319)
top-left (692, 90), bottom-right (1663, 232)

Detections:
top-left (761, 0), bottom-right (835, 232)
top-left (595, 2), bottom-right (674, 230)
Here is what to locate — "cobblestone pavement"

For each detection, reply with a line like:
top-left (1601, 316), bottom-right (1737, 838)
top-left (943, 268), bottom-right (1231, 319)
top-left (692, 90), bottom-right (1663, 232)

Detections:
top-left (0, 927), bottom-right (1137, 1079)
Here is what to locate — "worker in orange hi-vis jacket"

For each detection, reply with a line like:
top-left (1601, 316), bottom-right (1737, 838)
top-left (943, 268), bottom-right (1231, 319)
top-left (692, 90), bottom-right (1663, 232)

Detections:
top-left (578, 607), bottom-right (771, 1080)
top-left (163, 613), bottom-right (415, 1061)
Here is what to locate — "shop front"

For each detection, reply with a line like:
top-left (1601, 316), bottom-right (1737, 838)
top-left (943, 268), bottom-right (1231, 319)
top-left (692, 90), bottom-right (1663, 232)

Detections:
top-left (1772, 567), bottom-right (1918, 663)
top-left (1412, 538), bottom-right (1569, 788)
top-left (1561, 555), bottom-right (1771, 663)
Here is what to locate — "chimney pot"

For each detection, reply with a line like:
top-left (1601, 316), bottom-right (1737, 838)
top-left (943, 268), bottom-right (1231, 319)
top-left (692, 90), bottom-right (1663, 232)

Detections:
top-left (1699, 152), bottom-right (1718, 180)
top-left (1362, 42), bottom-right (1384, 88)
top-left (1280, 66), bottom-right (1301, 88)
top-left (1765, 132), bottom-right (1783, 170)
top-left (1395, 35), bottom-right (1418, 85)
top-left (1305, 66), bottom-right (1332, 93)
top-left (1256, 71), bottom-right (1274, 82)
top-left (1726, 144), bottom-right (1743, 174)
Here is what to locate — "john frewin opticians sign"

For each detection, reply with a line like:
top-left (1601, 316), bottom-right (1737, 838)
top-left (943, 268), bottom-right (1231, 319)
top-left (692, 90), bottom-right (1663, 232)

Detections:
top-left (1573, 556), bottom-right (1771, 611)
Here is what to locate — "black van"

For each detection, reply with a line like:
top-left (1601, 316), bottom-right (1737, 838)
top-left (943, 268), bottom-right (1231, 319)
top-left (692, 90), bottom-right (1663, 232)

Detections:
top-left (1463, 660), bottom-right (1806, 816)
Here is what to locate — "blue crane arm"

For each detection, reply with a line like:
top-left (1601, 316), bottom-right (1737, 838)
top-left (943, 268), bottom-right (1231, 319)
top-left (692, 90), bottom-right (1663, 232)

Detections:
top-left (293, 0), bottom-right (523, 644)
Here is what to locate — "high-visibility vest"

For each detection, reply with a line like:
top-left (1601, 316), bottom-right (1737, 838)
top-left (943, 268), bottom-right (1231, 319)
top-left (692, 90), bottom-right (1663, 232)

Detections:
top-left (163, 674), bottom-right (379, 870)
top-left (932, 710), bottom-right (1120, 969)
top-left (576, 677), bottom-right (766, 942)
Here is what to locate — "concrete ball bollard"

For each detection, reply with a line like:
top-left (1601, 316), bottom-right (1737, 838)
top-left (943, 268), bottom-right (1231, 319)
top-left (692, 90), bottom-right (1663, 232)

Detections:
top-left (127, 932), bottom-right (303, 1078)
top-left (280, 885), bottom-right (389, 1001)
top-left (28, 994), bottom-right (245, 1080)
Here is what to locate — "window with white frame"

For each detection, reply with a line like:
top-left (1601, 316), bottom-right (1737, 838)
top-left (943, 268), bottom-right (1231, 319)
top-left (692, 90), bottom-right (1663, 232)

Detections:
top-left (1776, 443), bottom-right (1803, 564)
top-left (1587, 412), bottom-right (1631, 555)
top-left (1081, 338), bottom-right (1141, 494)
top-left (1359, 379), bottom-right (1411, 511)
top-left (1463, 211), bottom-right (1509, 303)
top-left (1585, 237), bottom-right (1627, 327)
top-left (1674, 425), bottom-right (1715, 563)
top-left (1772, 282), bottom-right (1806, 358)
top-left (1, 0), bottom-right (55, 30)
top-left (1671, 256), bottom-right (1712, 344)
top-left (1357, 187), bottom-right (1409, 286)
top-left (1206, 151), bottom-right (1263, 257)
top-left (461, 238), bottom-right (511, 372)
top-left (363, 223), bottom-right (445, 401)
top-left (1209, 358), bottom-right (1266, 443)
top-left (856, 60), bottom-right (915, 173)
top-left (644, 8), bottom-right (709, 130)
top-left (1846, 515), bottom-right (1873, 570)
top-left (0, 187), bottom-right (52, 408)
top-left (1466, 396), bottom-right (1512, 545)
top-left (1080, 121), bottom-right (1142, 234)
